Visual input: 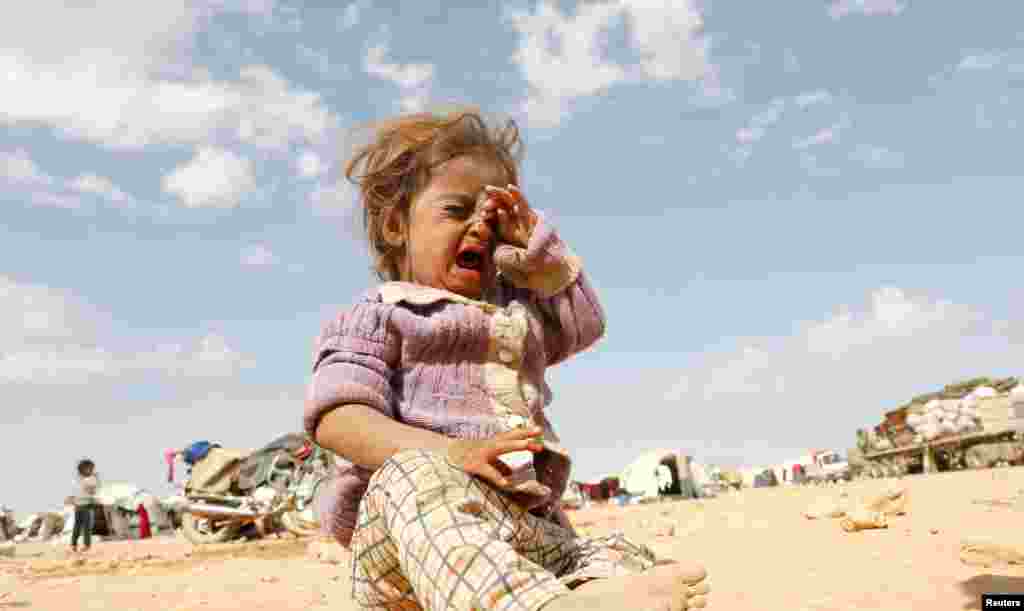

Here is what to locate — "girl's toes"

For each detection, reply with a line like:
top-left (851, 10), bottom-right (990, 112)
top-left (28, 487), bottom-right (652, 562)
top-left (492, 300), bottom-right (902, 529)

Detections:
top-left (689, 582), bottom-right (710, 596)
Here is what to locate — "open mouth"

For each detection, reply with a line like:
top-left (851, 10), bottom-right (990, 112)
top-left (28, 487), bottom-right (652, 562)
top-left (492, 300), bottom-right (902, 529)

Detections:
top-left (455, 244), bottom-right (487, 271)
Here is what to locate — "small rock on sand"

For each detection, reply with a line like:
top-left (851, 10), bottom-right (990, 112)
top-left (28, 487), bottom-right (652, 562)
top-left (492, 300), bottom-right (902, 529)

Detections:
top-left (0, 543), bottom-right (14, 558)
top-left (307, 539), bottom-right (346, 565)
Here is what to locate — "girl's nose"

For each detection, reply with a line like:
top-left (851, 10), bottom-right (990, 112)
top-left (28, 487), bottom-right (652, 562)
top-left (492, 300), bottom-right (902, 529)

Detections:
top-left (467, 213), bottom-right (493, 242)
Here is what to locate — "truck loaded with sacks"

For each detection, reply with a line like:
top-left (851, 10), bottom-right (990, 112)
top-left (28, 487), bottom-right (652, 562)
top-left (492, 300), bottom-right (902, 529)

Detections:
top-left (848, 377), bottom-right (1024, 479)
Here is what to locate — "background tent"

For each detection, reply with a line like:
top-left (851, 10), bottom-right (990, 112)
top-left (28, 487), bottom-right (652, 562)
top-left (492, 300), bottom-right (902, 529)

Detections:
top-left (619, 450), bottom-right (698, 500)
top-left (689, 462), bottom-right (721, 498)
top-left (58, 481), bottom-right (174, 542)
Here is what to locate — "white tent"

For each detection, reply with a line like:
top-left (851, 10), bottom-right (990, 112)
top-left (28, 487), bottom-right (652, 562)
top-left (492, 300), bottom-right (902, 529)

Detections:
top-left (58, 481), bottom-right (175, 542)
top-left (620, 449), bottom-right (696, 499)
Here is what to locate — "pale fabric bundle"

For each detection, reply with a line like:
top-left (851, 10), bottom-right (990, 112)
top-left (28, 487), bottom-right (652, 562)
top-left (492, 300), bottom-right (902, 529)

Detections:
top-left (955, 416), bottom-right (975, 433)
top-left (970, 386), bottom-right (997, 399)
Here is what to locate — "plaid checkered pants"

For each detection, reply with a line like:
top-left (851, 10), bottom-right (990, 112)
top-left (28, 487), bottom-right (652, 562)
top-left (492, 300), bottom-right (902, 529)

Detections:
top-left (350, 449), bottom-right (656, 611)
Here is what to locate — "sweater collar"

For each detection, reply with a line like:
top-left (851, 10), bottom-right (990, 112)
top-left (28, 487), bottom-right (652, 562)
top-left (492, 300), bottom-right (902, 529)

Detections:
top-left (377, 281), bottom-right (496, 311)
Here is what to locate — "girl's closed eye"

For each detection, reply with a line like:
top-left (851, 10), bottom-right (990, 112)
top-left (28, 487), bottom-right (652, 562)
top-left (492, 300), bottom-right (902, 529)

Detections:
top-left (443, 203), bottom-right (471, 218)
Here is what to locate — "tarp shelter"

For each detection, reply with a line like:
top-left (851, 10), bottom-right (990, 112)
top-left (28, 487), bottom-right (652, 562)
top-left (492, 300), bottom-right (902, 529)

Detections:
top-left (619, 450), bottom-right (698, 500)
top-left (58, 481), bottom-right (175, 542)
top-left (689, 462), bottom-right (721, 497)
top-left (577, 477), bottom-right (620, 501)
top-left (13, 512), bottom-right (65, 543)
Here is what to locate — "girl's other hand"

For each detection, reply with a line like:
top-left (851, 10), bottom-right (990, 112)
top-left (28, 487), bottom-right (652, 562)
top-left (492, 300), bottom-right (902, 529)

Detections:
top-left (482, 184), bottom-right (537, 249)
top-left (446, 426), bottom-right (544, 489)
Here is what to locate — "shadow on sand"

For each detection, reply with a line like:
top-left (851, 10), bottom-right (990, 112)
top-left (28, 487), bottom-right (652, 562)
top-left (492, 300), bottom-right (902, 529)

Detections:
top-left (959, 574), bottom-right (1024, 610)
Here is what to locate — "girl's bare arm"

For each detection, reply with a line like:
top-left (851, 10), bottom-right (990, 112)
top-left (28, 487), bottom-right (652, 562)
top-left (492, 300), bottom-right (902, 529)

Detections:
top-left (315, 404), bottom-right (453, 471)
top-left (315, 404), bottom-right (543, 487)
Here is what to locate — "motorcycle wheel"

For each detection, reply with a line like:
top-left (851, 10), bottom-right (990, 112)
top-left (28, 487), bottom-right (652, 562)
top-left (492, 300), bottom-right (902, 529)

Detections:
top-left (181, 513), bottom-right (241, 545)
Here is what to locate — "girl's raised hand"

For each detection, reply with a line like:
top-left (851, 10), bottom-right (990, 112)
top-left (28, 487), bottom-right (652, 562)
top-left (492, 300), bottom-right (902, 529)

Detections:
top-left (446, 426), bottom-right (544, 489)
top-left (482, 184), bottom-right (537, 249)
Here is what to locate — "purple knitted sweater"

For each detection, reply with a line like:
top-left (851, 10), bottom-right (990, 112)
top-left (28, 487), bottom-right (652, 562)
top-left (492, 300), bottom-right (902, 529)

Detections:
top-left (303, 213), bottom-right (605, 547)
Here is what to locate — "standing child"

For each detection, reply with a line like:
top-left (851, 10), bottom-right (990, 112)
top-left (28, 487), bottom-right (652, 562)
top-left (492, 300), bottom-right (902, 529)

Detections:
top-left (70, 459), bottom-right (99, 554)
top-left (305, 108), bottom-right (711, 611)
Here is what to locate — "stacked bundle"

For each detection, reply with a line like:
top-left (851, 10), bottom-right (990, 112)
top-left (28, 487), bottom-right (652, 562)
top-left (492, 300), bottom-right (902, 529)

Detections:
top-left (906, 396), bottom-right (982, 442)
top-left (975, 384), bottom-right (1024, 429)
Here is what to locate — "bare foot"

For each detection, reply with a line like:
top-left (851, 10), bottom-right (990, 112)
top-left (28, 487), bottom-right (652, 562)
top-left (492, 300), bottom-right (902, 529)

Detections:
top-left (543, 561), bottom-right (709, 611)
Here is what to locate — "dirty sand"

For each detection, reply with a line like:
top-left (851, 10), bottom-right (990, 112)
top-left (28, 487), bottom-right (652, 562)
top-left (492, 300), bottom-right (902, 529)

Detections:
top-left (3, 466), bottom-right (1024, 610)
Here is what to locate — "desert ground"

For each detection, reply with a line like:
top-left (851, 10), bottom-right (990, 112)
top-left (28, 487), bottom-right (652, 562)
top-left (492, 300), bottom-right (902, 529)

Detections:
top-left (3, 467), bottom-right (1024, 611)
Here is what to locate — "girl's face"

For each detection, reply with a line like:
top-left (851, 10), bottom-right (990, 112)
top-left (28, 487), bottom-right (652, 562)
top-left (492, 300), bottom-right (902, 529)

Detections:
top-left (390, 155), bottom-right (507, 299)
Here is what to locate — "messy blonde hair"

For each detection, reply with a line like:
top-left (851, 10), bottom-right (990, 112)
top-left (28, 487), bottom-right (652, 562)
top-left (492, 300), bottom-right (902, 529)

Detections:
top-left (344, 107), bottom-right (523, 281)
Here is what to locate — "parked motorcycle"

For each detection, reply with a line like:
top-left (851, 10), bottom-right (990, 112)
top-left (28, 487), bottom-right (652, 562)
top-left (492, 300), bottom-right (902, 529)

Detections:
top-left (180, 433), bottom-right (331, 544)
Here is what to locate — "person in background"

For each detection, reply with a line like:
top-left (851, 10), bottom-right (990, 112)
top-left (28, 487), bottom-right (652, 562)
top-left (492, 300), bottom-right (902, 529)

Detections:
top-left (70, 458), bottom-right (99, 554)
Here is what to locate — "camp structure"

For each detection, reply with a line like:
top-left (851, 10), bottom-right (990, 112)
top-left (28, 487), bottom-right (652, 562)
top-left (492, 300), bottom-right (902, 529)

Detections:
top-left (576, 477), bottom-right (620, 502)
top-left (619, 449), bottom-right (699, 501)
top-left (740, 466), bottom-right (778, 488)
top-left (689, 462), bottom-right (723, 497)
top-left (56, 481), bottom-right (177, 544)
top-left (12, 512), bottom-right (66, 543)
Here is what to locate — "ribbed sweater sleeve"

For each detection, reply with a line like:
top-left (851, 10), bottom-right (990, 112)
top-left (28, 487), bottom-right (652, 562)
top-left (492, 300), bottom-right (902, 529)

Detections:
top-left (495, 211), bottom-right (606, 367)
top-left (303, 300), bottom-right (401, 437)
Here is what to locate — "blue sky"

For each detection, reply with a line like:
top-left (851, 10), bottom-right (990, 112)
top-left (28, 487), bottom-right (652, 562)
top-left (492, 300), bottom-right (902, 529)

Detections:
top-left (4, 1), bottom-right (1024, 511)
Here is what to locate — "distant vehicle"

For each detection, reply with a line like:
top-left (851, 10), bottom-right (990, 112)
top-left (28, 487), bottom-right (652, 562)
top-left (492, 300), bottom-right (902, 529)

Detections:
top-left (853, 380), bottom-right (1024, 478)
top-left (855, 425), bottom-right (1024, 478)
top-left (802, 450), bottom-right (850, 483)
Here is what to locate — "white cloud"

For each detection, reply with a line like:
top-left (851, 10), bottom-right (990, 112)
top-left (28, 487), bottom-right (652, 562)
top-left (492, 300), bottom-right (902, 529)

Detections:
top-left (507, 2), bottom-right (626, 127)
top-left (0, 4), bottom-right (336, 150)
top-left (507, 0), bottom-right (708, 128)
top-left (310, 177), bottom-right (359, 219)
top-left (364, 42), bottom-right (435, 113)
top-left (2, 149), bottom-right (140, 211)
top-left (162, 147), bottom-right (256, 209)
top-left (139, 333), bottom-right (251, 380)
top-left (794, 89), bottom-right (832, 108)
top-left (240, 243), bottom-right (279, 266)
top-left (619, 0), bottom-right (706, 81)
top-left (69, 174), bottom-right (131, 204)
top-left (232, 65), bottom-right (337, 149)
top-left (0, 275), bottom-right (250, 385)
top-left (662, 287), bottom-right (1020, 463)
top-left (0, 276), bottom-right (103, 347)
top-left (296, 150), bottom-right (326, 178)
top-left (0, 149), bottom-right (52, 185)
top-left (827, 0), bottom-right (906, 19)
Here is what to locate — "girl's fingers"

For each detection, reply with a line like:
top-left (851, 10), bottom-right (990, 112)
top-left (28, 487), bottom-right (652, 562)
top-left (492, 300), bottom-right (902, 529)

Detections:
top-left (471, 463), bottom-right (509, 488)
top-left (496, 426), bottom-right (544, 441)
top-left (493, 438), bottom-right (544, 457)
top-left (491, 459), bottom-right (513, 477)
